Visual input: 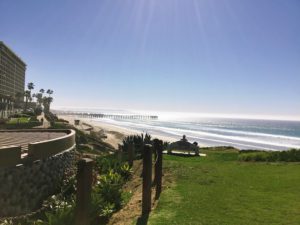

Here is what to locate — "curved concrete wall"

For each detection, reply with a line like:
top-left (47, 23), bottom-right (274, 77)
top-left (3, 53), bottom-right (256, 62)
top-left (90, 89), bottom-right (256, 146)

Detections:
top-left (0, 146), bottom-right (21, 167)
top-left (28, 129), bottom-right (75, 160)
top-left (0, 148), bottom-right (75, 217)
top-left (0, 129), bottom-right (75, 167)
top-left (0, 129), bottom-right (76, 217)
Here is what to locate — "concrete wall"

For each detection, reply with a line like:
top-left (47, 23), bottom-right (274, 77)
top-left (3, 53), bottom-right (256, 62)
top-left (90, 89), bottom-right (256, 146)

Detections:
top-left (28, 130), bottom-right (76, 160)
top-left (0, 129), bottom-right (75, 168)
top-left (0, 146), bottom-right (21, 167)
top-left (0, 148), bottom-right (75, 217)
top-left (0, 129), bottom-right (76, 217)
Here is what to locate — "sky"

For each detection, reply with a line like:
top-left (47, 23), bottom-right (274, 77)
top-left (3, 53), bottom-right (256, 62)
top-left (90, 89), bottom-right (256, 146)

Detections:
top-left (0, 0), bottom-right (299, 120)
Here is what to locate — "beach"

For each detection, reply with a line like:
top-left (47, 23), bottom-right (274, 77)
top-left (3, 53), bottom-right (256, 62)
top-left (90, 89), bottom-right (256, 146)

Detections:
top-left (58, 115), bottom-right (177, 149)
top-left (58, 113), bottom-right (300, 151)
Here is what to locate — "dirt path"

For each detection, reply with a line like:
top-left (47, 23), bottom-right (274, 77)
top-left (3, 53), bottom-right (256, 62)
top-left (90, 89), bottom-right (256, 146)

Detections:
top-left (108, 160), bottom-right (173, 225)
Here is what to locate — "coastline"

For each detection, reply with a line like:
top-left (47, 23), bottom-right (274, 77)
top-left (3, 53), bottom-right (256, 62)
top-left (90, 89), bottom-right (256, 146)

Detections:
top-left (57, 114), bottom-right (300, 151)
top-left (58, 115), bottom-right (177, 149)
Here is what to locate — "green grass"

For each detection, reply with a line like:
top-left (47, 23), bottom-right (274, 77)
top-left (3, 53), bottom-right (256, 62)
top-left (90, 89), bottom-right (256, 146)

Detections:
top-left (7, 117), bottom-right (30, 124)
top-left (147, 149), bottom-right (300, 225)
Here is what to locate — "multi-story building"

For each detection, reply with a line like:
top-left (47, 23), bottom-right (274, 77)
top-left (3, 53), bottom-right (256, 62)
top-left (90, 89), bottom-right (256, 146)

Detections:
top-left (0, 41), bottom-right (26, 118)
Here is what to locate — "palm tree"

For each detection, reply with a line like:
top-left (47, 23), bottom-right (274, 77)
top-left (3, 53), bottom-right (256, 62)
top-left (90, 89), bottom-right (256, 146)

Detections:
top-left (34, 89), bottom-right (45, 108)
top-left (14, 92), bottom-right (24, 109)
top-left (31, 93), bottom-right (36, 103)
top-left (23, 82), bottom-right (35, 112)
top-left (42, 96), bottom-right (53, 113)
top-left (46, 89), bottom-right (53, 97)
top-left (35, 93), bottom-right (43, 107)
top-left (24, 90), bottom-right (31, 112)
top-left (27, 82), bottom-right (34, 93)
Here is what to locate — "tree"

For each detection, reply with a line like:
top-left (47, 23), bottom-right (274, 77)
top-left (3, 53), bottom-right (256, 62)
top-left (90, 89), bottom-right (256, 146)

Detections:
top-left (42, 89), bottom-right (54, 113)
top-left (24, 90), bottom-right (31, 112)
top-left (46, 89), bottom-right (53, 97)
top-left (31, 93), bottom-right (36, 103)
top-left (23, 82), bottom-right (35, 112)
top-left (14, 92), bottom-right (24, 109)
top-left (35, 93), bottom-right (43, 107)
top-left (27, 82), bottom-right (34, 93)
top-left (42, 96), bottom-right (53, 113)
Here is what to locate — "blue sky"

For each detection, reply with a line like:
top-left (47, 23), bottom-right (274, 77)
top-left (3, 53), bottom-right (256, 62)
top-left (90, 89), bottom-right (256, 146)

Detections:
top-left (1, 0), bottom-right (299, 119)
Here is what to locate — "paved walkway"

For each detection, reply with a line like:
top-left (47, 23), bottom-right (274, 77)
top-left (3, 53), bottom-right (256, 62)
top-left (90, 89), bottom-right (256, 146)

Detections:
top-left (0, 132), bottom-right (65, 153)
top-left (36, 112), bottom-right (51, 128)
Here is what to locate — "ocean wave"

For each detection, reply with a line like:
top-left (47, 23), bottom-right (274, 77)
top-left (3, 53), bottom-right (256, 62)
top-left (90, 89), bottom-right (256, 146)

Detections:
top-left (92, 118), bottom-right (300, 150)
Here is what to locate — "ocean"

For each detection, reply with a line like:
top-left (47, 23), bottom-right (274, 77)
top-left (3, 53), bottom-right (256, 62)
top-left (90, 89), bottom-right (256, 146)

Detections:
top-left (89, 113), bottom-right (300, 151)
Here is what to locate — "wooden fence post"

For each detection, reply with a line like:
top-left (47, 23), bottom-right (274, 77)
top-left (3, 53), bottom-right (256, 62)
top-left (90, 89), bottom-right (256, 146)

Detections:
top-left (75, 158), bottom-right (94, 225)
top-left (117, 144), bottom-right (123, 162)
top-left (153, 139), bottom-right (163, 199)
top-left (128, 143), bottom-right (134, 167)
top-left (142, 144), bottom-right (152, 214)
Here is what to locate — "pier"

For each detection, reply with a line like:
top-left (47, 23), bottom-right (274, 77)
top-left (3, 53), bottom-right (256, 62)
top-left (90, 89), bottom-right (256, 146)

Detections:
top-left (56, 111), bottom-right (158, 120)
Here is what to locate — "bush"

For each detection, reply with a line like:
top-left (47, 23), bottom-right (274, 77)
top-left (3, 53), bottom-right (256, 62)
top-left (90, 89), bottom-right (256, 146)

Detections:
top-left (8, 113), bottom-right (30, 118)
top-left (21, 111), bottom-right (36, 117)
top-left (119, 163), bottom-right (133, 181)
top-left (90, 154), bottom-right (133, 222)
top-left (95, 155), bottom-right (132, 180)
top-left (45, 112), bottom-right (58, 122)
top-left (96, 170), bottom-right (123, 208)
top-left (56, 118), bottom-right (69, 123)
top-left (5, 121), bottom-right (42, 129)
top-left (238, 149), bottom-right (300, 162)
top-left (121, 133), bottom-right (152, 159)
top-left (42, 202), bottom-right (75, 225)
top-left (95, 155), bottom-right (122, 174)
top-left (34, 107), bottom-right (43, 116)
top-left (29, 116), bottom-right (39, 122)
top-left (75, 129), bottom-right (88, 144)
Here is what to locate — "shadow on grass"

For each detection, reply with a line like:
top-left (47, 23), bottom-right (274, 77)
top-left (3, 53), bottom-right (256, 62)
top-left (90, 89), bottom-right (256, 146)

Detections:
top-left (165, 152), bottom-right (199, 158)
top-left (136, 213), bottom-right (149, 225)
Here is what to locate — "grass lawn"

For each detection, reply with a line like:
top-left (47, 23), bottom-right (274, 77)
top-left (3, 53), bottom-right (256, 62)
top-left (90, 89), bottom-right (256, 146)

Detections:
top-left (7, 117), bottom-right (30, 124)
top-left (147, 149), bottom-right (300, 225)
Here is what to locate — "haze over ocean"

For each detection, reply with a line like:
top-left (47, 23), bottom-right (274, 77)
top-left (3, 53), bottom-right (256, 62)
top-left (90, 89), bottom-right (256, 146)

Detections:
top-left (97, 117), bottom-right (300, 151)
top-left (55, 108), bottom-right (300, 151)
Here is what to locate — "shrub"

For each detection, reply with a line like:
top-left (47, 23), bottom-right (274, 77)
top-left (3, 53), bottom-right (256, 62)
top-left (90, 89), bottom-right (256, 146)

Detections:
top-left (95, 155), bottom-right (122, 174)
top-left (8, 113), bottom-right (30, 118)
top-left (95, 170), bottom-right (123, 209)
top-left (43, 204), bottom-right (74, 225)
top-left (5, 121), bottom-right (42, 129)
top-left (75, 129), bottom-right (88, 144)
top-left (56, 118), bottom-right (69, 123)
top-left (29, 116), bottom-right (39, 122)
top-left (99, 202), bottom-right (115, 218)
top-left (121, 133), bottom-right (152, 158)
top-left (44, 112), bottom-right (58, 122)
top-left (95, 155), bottom-right (132, 180)
top-left (238, 149), bottom-right (300, 162)
top-left (34, 107), bottom-right (43, 116)
top-left (119, 163), bottom-right (133, 181)
top-left (90, 154), bottom-right (133, 222)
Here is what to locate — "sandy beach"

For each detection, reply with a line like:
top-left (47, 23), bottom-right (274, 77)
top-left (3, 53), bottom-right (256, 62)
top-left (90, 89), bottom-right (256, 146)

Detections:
top-left (58, 115), bottom-right (177, 149)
